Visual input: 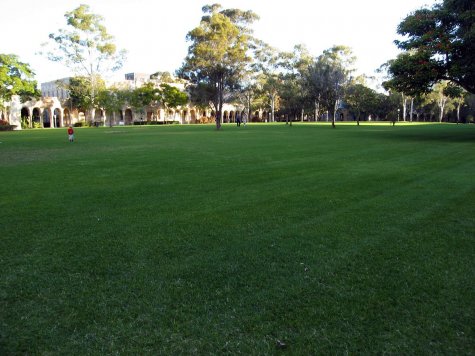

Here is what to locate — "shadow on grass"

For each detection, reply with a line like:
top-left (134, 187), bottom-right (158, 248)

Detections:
top-left (359, 124), bottom-right (475, 144)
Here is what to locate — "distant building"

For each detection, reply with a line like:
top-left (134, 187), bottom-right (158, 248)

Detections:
top-left (41, 78), bottom-right (70, 100)
top-left (124, 72), bottom-right (149, 88)
top-left (4, 72), bottom-right (247, 129)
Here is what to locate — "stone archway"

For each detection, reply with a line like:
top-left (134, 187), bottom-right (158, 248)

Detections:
top-left (54, 108), bottom-right (62, 128)
top-left (190, 109), bottom-right (197, 123)
top-left (167, 109), bottom-right (174, 123)
top-left (116, 110), bottom-right (124, 125)
top-left (103, 110), bottom-right (112, 126)
top-left (43, 108), bottom-right (51, 128)
top-left (94, 109), bottom-right (104, 126)
top-left (124, 109), bottom-right (133, 125)
top-left (21, 107), bottom-right (31, 128)
top-left (63, 108), bottom-right (71, 126)
top-left (182, 110), bottom-right (188, 124)
top-left (32, 108), bottom-right (41, 127)
top-left (21, 107), bottom-right (30, 118)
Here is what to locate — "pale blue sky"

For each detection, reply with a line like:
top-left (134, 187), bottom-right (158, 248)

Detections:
top-left (1, 0), bottom-right (435, 85)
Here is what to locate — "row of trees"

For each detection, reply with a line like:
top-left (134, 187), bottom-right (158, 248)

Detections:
top-left (177, 3), bottom-right (474, 128)
top-left (381, 80), bottom-right (473, 124)
top-left (66, 75), bottom-right (187, 125)
top-left (2, 1), bottom-right (474, 128)
top-left (0, 53), bottom-right (188, 127)
top-left (1, 5), bottom-right (188, 126)
top-left (176, 5), bottom-right (374, 128)
top-left (383, 0), bottom-right (474, 122)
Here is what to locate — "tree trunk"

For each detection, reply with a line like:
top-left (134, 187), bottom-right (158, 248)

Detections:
top-left (216, 107), bottom-right (221, 129)
top-left (214, 80), bottom-right (222, 130)
top-left (410, 97), bottom-right (414, 122)
top-left (401, 94), bottom-right (407, 122)
top-left (456, 103), bottom-right (460, 124)
top-left (438, 97), bottom-right (446, 123)
top-left (332, 99), bottom-right (338, 128)
top-left (89, 108), bottom-right (96, 124)
top-left (314, 99), bottom-right (320, 122)
top-left (247, 94), bottom-right (251, 124)
top-left (271, 97), bottom-right (275, 122)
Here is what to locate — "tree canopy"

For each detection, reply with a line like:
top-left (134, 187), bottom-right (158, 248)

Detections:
top-left (159, 84), bottom-right (188, 110)
top-left (97, 86), bottom-right (123, 126)
top-left (45, 4), bottom-right (126, 76)
top-left (68, 75), bottom-right (105, 113)
top-left (0, 54), bottom-right (40, 109)
top-left (385, 0), bottom-right (475, 95)
top-left (177, 3), bottom-right (258, 129)
top-left (303, 45), bottom-right (355, 126)
top-left (43, 4), bottom-right (126, 120)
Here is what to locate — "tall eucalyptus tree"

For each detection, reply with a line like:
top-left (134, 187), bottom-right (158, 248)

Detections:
top-left (43, 4), bottom-right (126, 121)
top-left (279, 45), bottom-right (313, 123)
top-left (177, 4), bottom-right (258, 129)
top-left (253, 43), bottom-right (287, 122)
top-left (304, 46), bottom-right (355, 127)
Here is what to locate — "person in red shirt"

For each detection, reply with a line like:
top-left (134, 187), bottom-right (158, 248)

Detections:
top-left (67, 126), bottom-right (74, 142)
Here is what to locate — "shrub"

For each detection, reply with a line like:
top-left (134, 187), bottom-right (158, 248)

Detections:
top-left (21, 117), bottom-right (29, 129)
top-left (0, 119), bottom-right (16, 131)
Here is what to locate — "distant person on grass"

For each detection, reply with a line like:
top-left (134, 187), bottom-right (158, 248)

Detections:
top-left (67, 126), bottom-right (74, 142)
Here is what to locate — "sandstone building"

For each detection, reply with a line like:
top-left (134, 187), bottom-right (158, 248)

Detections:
top-left (3, 72), bottom-right (260, 130)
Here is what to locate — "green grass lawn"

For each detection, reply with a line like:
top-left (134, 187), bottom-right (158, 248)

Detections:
top-left (1, 122), bottom-right (474, 354)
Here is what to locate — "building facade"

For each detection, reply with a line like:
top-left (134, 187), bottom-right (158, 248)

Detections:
top-left (6, 71), bottom-right (341, 129)
top-left (4, 72), bottom-right (257, 129)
